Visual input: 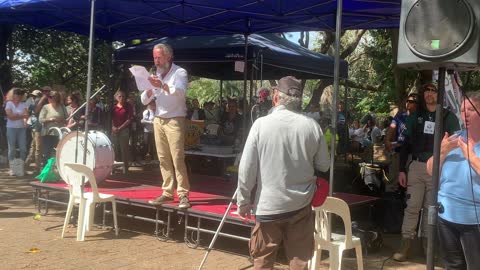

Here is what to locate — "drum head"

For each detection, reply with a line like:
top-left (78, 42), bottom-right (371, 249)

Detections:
top-left (56, 131), bottom-right (114, 184)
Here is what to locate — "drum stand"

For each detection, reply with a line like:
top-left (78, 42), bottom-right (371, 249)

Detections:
top-left (197, 190), bottom-right (238, 270)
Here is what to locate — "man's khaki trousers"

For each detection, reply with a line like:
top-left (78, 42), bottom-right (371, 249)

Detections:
top-left (153, 117), bottom-right (190, 198)
top-left (402, 160), bottom-right (432, 239)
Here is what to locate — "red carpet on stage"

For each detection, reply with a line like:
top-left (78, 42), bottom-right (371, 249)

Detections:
top-left (35, 175), bottom-right (378, 224)
top-left (36, 176), bottom-right (249, 221)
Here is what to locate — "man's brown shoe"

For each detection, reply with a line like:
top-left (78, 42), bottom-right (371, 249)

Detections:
top-left (148, 195), bottom-right (174, 205)
top-left (178, 196), bottom-right (191, 209)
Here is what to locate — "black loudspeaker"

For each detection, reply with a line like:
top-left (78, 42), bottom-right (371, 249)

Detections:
top-left (397, 0), bottom-right (480, 71)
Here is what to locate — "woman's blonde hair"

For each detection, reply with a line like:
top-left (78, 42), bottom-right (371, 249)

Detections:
top-left (49, 90), bottom-right (62, 103)
top-left (5, 88), bottom-right (26, 102)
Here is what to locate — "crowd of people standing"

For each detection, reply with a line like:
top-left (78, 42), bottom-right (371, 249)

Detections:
top-left (2, 86), bottom-right (104, 176)
top-left (4, 40), bottom-right (479, 269)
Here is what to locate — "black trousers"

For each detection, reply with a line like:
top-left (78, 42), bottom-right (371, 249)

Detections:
top-left (437, 217), bottom-right (480, 270)
top-left (41, 135), bottom-right (59, 165)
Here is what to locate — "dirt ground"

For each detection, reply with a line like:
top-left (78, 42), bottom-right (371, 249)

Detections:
top-left (0, 166), bottom-right (444, 270)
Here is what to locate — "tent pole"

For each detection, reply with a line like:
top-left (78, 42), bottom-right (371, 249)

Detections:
top-left (219, 80), bottom-right (223, 106)
top-left (344, 82), bottom-right (348, 163)
top-left (329, 0), bottom-right (343, 196)
top-left (260, 52), bottom-right (263, 87)
top-left (77, 0), bottom-right (96, 241)
top-left (82, 0), bottom-right (96, 163)
top-left (242, 26), bottom-right (250, 142)
top-left (426, 67), bottom-right (446, 270)
top-left (106, 42), bottom-right (115, 135)
top-left (249, 56), bottom-right (255, 112)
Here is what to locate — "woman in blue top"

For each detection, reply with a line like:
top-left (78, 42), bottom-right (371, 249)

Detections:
top-left (427, 91), bottom-right (480, 270)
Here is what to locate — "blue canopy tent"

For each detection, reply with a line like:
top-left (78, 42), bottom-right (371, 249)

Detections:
top-left (0, 0), bottom-right (403, 190)
top-left (115, 33), bottom-right (348, 80)
top-left (1, 2), bottom-right (405, 246)
top-left (0, 0), bottom-right (402, 196)
top-left (0, 0), bottom-right (400, 41)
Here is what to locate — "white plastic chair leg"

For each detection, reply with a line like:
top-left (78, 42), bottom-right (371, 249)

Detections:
top-left (355, 245), bottom-right (364, 270)
top-left (61, 196), bottom-right (74, 238)
top-left (329, 248), bottom-right (342, 270)
top-left (310, 245), bottom-right (321, 270)
top-left (86, 202), bottom-right (96, 232)
top-left (111, 200), bottom-right (119, 236)
top-left (76, 198), bottom-right (87, 241)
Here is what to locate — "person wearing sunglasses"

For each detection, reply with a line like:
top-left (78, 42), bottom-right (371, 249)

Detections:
top-left (38, 90), bottom-right (68, 165)
top-left (386, 92), bottom-right (419, 153)
top-left (393, 82), bottom-right (460, 261)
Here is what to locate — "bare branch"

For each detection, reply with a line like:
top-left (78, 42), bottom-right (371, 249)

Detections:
top-left (340, 29), bottom-right (367, 59)
top-left (320, 31), bottom-right (334, 54)
top-left (347, 52), bottom-right (366, 65)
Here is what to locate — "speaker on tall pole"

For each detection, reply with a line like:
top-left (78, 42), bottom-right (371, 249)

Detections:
top-left (398, 0), bottom-right (480, 71)
top-left (397, 1), bottom-right (480, 270)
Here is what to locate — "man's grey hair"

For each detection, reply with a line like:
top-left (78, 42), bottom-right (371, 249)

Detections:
top-left (277, 91), bottom-right (302, 111)
top-left (153, 43), bottom-right (174, 57)
top-left (466, 91), bottom-right (480, 104)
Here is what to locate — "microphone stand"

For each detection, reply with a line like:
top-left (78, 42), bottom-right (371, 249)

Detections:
top-left (66, 84), bottom-right (106, 121)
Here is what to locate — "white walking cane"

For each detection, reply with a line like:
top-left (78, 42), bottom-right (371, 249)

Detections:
top-left (197, 189), bottom-right (238, 270)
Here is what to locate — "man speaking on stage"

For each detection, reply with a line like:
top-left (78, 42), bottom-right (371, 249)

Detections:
top-left (141, 43), bottom-right (191, 209)
top-left (236, 76), bottom-right (330, 269)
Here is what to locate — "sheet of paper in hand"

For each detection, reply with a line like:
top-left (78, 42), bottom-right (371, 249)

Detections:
top-left (129, 65), bottom-right (160, 91)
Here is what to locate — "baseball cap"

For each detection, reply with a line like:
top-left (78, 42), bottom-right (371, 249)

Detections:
top-left (422, 82), bottom-right (438, 92)
top-left (31, 90), bottom-right (42, 97)
top-left (276, 76), bottom-right (302, 97)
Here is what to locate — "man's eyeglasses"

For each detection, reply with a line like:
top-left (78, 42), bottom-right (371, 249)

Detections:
top-left (424, 87), bottom-right (437, 93)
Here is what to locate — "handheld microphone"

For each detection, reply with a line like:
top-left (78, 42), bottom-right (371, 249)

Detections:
top-left (149, 65), bottom-right (157, 76)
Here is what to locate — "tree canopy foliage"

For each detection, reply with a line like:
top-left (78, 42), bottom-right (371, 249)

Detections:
top-left (6, 25), bottom-right (111, 94)
top-left (1, 25), bottom-right (479, 117)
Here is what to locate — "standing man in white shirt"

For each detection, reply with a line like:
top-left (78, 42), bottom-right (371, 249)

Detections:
top-left (140, 43), bottom-right (191, 209)
top-left (236, 76), bottom-right (330, 269)
top-left (141, 100), bottom-right (156, 161)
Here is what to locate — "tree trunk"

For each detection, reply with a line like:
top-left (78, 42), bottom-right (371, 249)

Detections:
top-left (306, 30), bottom-right (365, 110)
top-left (390, 29), bottom-right (409, 108)
top-left (0, 24), bottom-right (13, 96)
top-left (305, 79), bottom-right (333, 111)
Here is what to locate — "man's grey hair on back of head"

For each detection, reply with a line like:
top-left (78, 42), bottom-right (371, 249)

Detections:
top-left (276, 90), bottom-right (302, 111)
top-left (153, 43), bottom-right (174, 57)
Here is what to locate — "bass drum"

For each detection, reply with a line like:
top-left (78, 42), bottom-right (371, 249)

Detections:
top-left (56, 131), bottom-right (114, 184)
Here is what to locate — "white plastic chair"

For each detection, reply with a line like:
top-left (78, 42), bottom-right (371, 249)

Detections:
top-left (61, 162), bottom-right (119, 241)
top-left (310, 197), bottom-right (363, 270)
